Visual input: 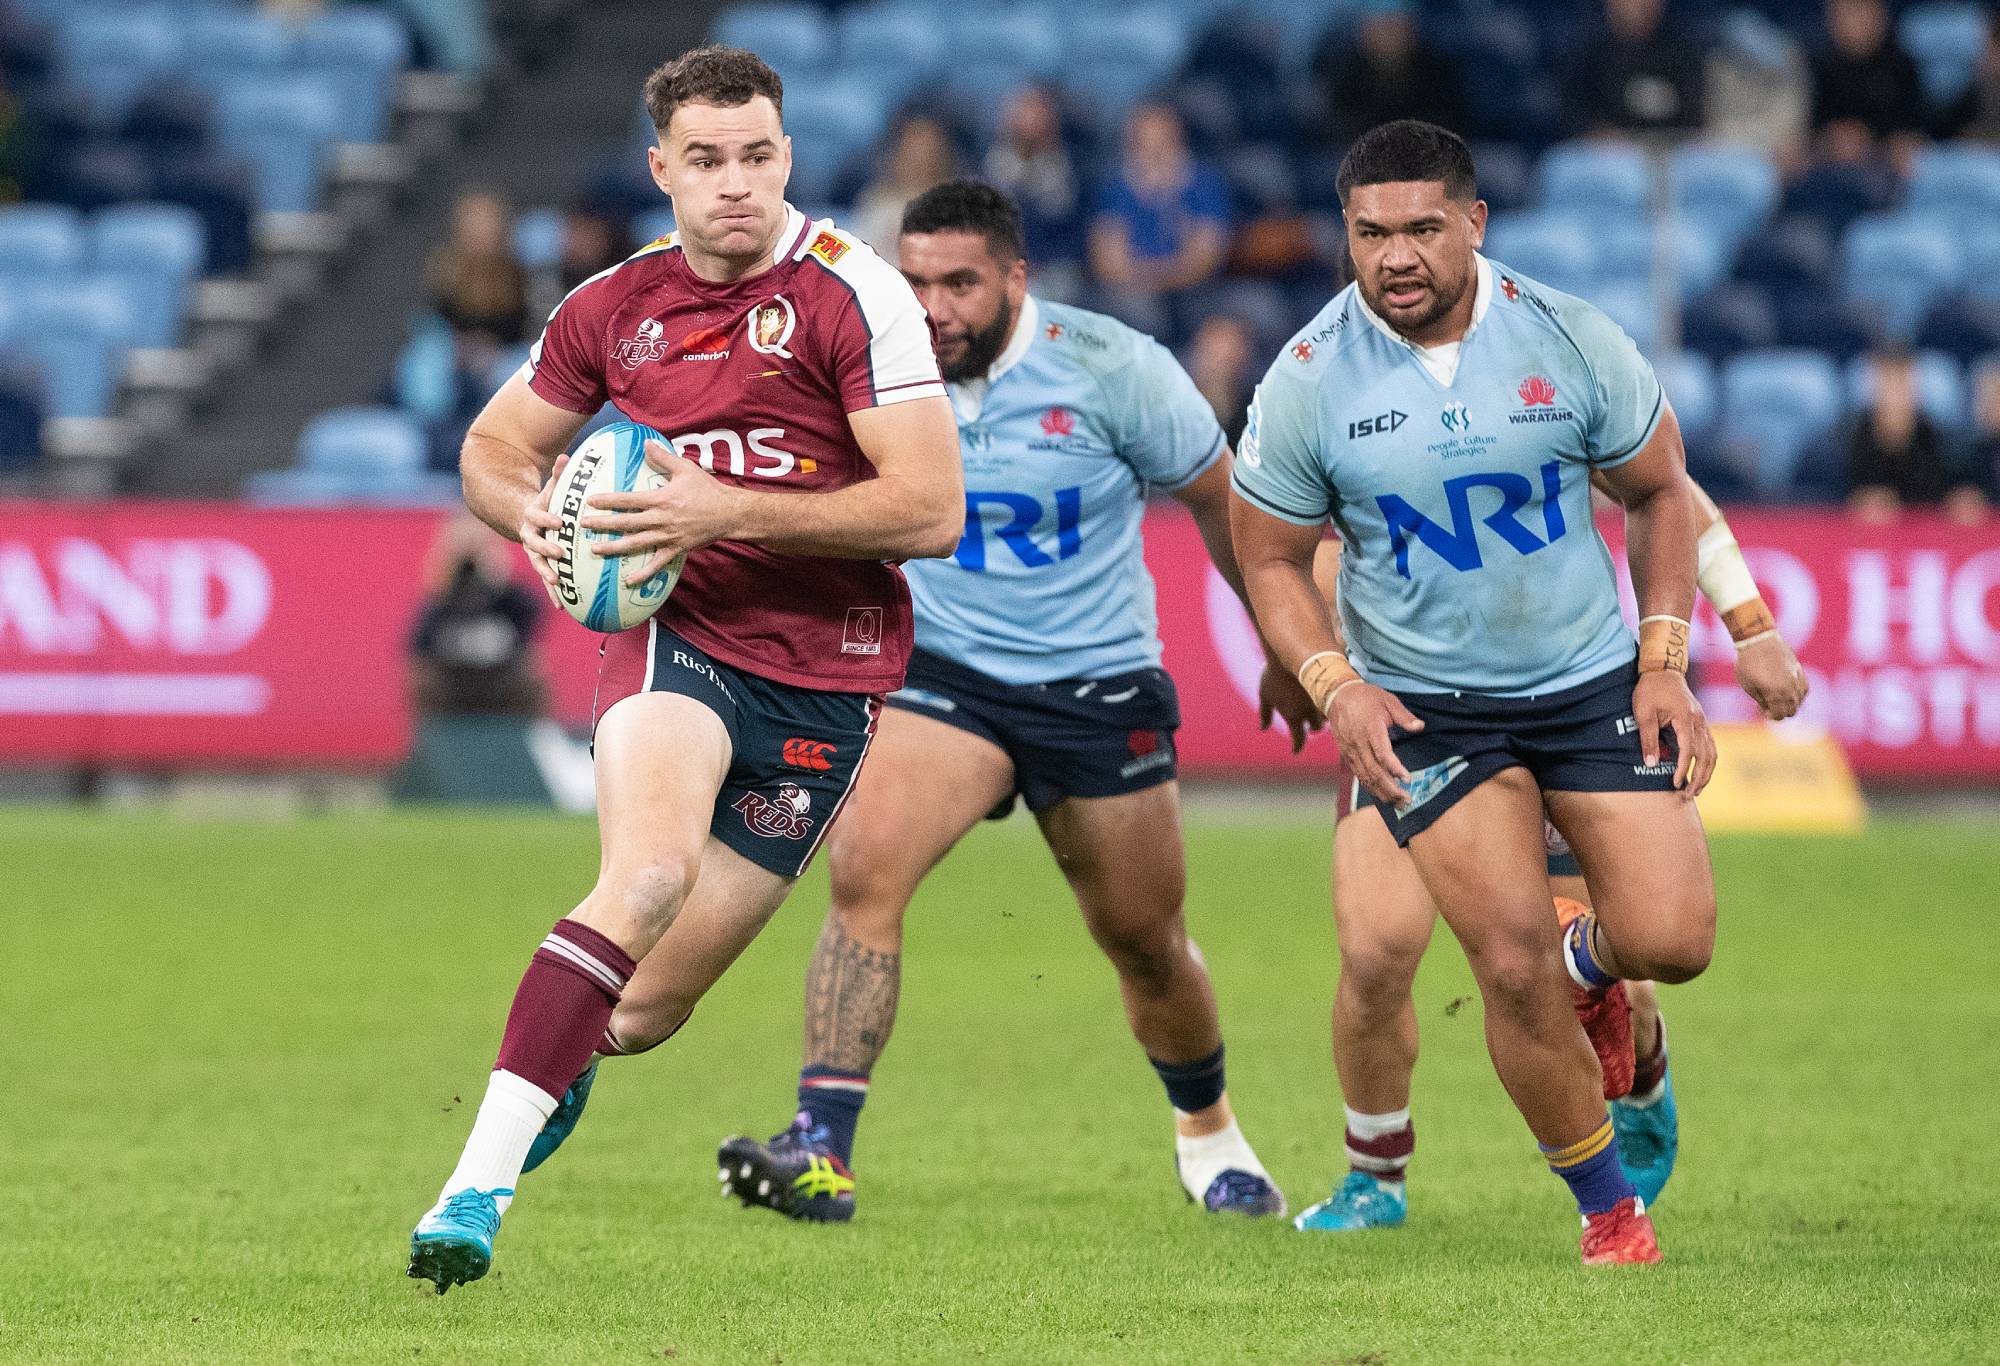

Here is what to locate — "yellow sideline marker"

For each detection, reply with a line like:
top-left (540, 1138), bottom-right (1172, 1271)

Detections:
top-left (1696, 723), bottom-right (1867, 834)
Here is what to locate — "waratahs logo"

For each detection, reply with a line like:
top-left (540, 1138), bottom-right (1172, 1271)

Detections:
top-left (1518, 375), bottom-right (1557, 407)
top-left (734, 783), bottom-right (815, 840)
top-left (1040, 406), bottom-right (1075, 437)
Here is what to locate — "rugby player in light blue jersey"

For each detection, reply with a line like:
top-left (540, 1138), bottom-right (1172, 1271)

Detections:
top-left (1229, 121), bottom-right (1719, 1266)
top-left (610, 179), bottom-right (1315, 1222)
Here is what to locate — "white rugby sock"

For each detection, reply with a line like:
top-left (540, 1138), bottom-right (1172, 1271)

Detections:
top-left (1175, 1118), bottom-right (1270, 1201)
top-left (433, 1069), bottom-right (559, 1216)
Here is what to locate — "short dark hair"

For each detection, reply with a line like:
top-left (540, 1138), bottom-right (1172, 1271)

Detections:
top-left (643, 45), bottom-right (783, 135)
top-left (1335, 120), bottom-right (1477, 206)
top-left (900, 179), bottom-right (1026, 262)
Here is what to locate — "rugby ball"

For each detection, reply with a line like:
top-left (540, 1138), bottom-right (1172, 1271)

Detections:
top-left (546, 421), bottom-right (684, 632)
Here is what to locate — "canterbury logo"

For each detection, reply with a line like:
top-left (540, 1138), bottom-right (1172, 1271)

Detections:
top-left (782, 738), bottom-right (837, 771)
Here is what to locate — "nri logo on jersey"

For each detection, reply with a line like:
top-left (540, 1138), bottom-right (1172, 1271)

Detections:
top-left (1375, 461), bottom-right (1570, 578)
top-left (952, 487), bottom-right (1082, 571)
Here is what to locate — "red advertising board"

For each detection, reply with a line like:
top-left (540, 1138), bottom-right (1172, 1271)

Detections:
top-left (0, 500), bottom-right (1995, 780)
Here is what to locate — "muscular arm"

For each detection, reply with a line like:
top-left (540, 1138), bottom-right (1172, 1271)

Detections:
top-left (586, 395), bottom-right (965, 579)
top-left (460, 373), bottom-right (592, 543)
top-left (1227, 497), bottom-right (1342, 679)
top-left (722, 395), bottom-right (964, 560)
top-left (1179, 451), bottom-right (1321, 747)
top-left (1594, 404), bottom-right (1697, 627)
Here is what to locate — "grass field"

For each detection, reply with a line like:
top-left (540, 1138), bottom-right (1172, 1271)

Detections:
top-left (2, 805), bottom-right (1997, 1363)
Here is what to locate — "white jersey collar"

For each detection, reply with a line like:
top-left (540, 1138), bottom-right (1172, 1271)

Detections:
top-left (1355, 254), bottom-right (1494, 386)
top-left (948, 294), bottom-right (1039, 422)
top-left (775, 204), bottom-right (811, 263)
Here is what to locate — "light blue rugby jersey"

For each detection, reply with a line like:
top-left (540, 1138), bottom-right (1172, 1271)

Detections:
top-left (1233, 256), bottom-right (1665, 697)
top-left (909, 296), bottom-right (1225, 684)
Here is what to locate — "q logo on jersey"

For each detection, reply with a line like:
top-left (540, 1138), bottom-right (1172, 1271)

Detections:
top-left (749, 296), bottom-right (797, 359)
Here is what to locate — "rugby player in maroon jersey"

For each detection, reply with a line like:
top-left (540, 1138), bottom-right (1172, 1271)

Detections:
top-left (406, 46), bottom-right (961, 1294)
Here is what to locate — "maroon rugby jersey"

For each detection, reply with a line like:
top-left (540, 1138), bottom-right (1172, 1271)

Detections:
top-left (525, 206), bottom-right (946, 693)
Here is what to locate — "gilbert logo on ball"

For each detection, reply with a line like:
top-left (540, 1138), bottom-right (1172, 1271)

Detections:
top-left (548, 421), bottom-right (684, 632)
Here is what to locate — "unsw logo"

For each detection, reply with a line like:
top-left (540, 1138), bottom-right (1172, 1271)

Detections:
top-left (782, 738), bottom-right (838, 771)
top-left (735, 783), bottom-right (814, 839)
top-left (1375, 459), bottom-right (1570, 578)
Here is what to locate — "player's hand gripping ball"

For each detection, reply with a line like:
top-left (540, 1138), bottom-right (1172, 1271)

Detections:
top-left (544, 421), bottom-right (685, 631)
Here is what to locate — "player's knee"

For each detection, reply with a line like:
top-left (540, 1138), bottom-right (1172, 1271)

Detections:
top-left (597, 854), bottom-right (697, 936)
top-left (606, 1002), bottom-right (692, 1055)
top-left (1335, 936), bottom-right (1426, 1016)
top-left (1637, 927), bottom-right (1713, 985)
top-left (1094, 914), bottom-right (1185, 994)
top-left (1467, 939), bottom-right (1559, 1028)
top-left (825, 837), bottom-right (911, 945)
top-left (1607, 891), bottom-right (1716, 984)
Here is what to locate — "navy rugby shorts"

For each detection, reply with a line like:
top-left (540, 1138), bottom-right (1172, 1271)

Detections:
top-left (886, 647), bottom-right (1180, 819)
top-left (593, 622), bottom-right (879, 878)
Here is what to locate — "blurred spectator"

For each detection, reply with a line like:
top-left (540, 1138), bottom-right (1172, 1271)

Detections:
top-left (1310, 0), bottom-right (1467, 148)
top-left (984, 85), bottom-right (1087, 301)
top-left (1089, 103), bottom-right (1231, 344)
top-left (1809, 0), bottom-right (1926, 171)
top-left (0, 73), bottom-right (41, 204)
top-left (1706, 11), bottom-right (1811, 168)
top-left (1564, 0), bottom-right (1707, 137)
top-left (429, 190), bottom-right (529, 346)
top-left (409, 514), bottom-right (547, 717)
top-left (850, 115), bottom-right (961, 256)
top-left (1940, 13), bottom-right (2000, 142)
top-left (1844, 347), bottom-right (1987, 524)
top-left (527, 199), bottom-right (635, 321)
top-left (1184, 314), bottom-right (1257, 443)
top-left (1967, 363), bottom-right (2000, 507)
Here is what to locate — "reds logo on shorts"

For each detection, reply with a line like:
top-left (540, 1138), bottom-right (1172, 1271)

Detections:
top-left (735, 782), bottom-right (815, 839)
top-left (782, 738), bottom-right (837, 771)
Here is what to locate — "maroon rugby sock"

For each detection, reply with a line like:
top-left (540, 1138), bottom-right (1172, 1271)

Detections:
top-left (494, 918), bottom-right (637, 1098)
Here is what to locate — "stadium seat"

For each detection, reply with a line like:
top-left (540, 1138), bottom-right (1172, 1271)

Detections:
top-left (1669, 143), bottom-right (1779, 252)
top-left (1481, 212), bottom-right (1596, 297)
top-left (53, 10), bottom-right (182, 119)
top-left (1899, 2), bottom-right (1989, 105)
top-left (1068, 7), bottom-right (1191, 82)
top-left (1915, 298), bottom-right (2000, 364)
top-left (1842, 214), bottom-right (1963, 340)
top-left (1595, 216), bottom-right (1729, 302)
top-left (712, 3), bottom-right (833, 75)
top-left (1652, 350), bottom-right (1718, 445)
top-left (1683, 285), bottom-right (1779, 359)
top-left (1961, 228), bottom-right (2000, 306)
top-left (948, 8), bottom-right (1066, 77)
top-left (1535, 141), bottom-right (1651, 217)
top-left (1904, 146), bottom-right (2000, 235)
top-left (297, 405), bottom-right (427, 475)
top-left (185, 9), bottom-right (297, 83)
top-left (1719, 349), bottom-right (1845, 493)
top-left (1843, 350), bottom-right (1967, 431)
top-left (1733, 214), bottom-right (1835, 294)
top-left (87, 204), bottom-right (206, 351)
top-left (152, 153), bottom-right (256, 276)
top-left (1468, 142), bottom-right (1531, 213)
top-left (511, 207), bottom-right (564, 273)
top-left (1782, 159), bottom-right (1894, 235)
top-left (0, 204), bottom-right (84, 275)
top-left (837, 3), bottom-right (947, 74)
top-left (10, 321), bottom-right (122, 421)
top-left (120, 82), bottom-right (214, 164)
top-left (777, 76), bottom-right (892, 205)
top-left (293, 7), bottom-right (412, 145)
top-left (214, 75), bottom-right (344, 214)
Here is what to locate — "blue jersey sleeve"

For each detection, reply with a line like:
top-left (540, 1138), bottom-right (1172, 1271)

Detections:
top-left (1109, 334), bottom-right (1227, 490)
top-left (1231, 361), bottom-right (1330, 526)
top-left (1569, 302), bottom-right (1665, 468)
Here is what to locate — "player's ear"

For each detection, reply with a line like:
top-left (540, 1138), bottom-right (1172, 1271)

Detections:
top-left (646, 144), bottom-right (672, 198)
top-left (1467, 198), bottom-right (1488, 248)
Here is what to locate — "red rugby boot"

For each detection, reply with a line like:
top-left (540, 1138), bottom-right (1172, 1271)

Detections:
top-left (1556, 897), bottom-right (1634, 1099)
top-left (1580, 1196), bottom-right (1663, 1265)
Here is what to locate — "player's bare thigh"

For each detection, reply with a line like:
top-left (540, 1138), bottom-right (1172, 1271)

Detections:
top-left (610, 836), bottom-right (796, 1051)
top-left (1542, 789), bottom-right (1716, 984)
top-left (574, 691), bottom-right (734, 953)
top-left (1403, 768), bottom-right (1564, 970)
top-left (1033, 781), bottom-right (1188, 943)
top-left (823, 705), bottom-right (1017, 941)
top-left (1333, 807), bottom-right (1437, 992)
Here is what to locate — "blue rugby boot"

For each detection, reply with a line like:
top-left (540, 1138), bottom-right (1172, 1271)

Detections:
top-left (521, 1061), bottom-right (597, 1175)
top-left (1292, 1171), bottom-right (1408, 1231)
top-left (1613, 1068), bottom-right (1679, 1207)
top-left (407, 1187), bottom-right (507, 1294)
top-left (1198, 1168), bottom-right (1287, 1216)
top-left (718, 1116), bottom-right (856, 1223)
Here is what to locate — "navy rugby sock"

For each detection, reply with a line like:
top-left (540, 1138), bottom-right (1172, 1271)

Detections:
top-left (797, 1066), bottom-right (869, 1166)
